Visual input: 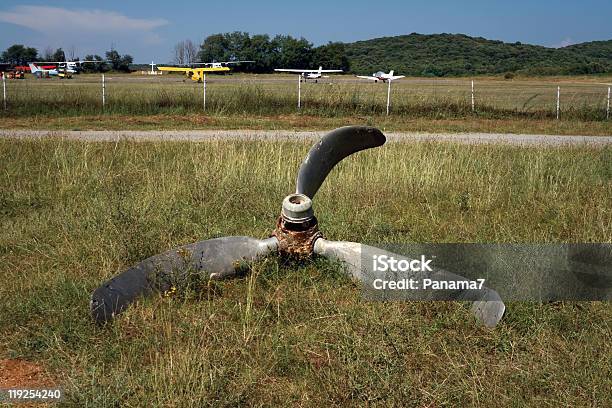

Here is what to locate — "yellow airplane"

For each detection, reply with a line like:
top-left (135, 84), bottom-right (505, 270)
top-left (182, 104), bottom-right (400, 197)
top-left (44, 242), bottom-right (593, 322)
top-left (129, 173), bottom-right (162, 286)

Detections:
top-left (157, 66), bottom-right (229, 82)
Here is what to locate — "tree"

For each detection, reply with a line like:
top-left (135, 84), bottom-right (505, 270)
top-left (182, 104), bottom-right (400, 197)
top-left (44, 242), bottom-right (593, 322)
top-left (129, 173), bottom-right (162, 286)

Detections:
top-left (275, 35), bottom-right (313, 69)
top-left (83, 54), bottom-right (108, 73)
top-left (313, 42), bottom-right (350, 71)
top-left (42, 46), bottom-right (54, 61)
top-left (67, 45), bottom-right (78, 62)
top-left (52, 48), bottom-right (66, 62)
top-left (173, 41), bottom-right (186, 65)
top-left (198, 34), bottom-right (229, 63)
top-left (105, 49), bottom-right (133, 72)
top-left (1, 44), bottom-right (38, 65)
top-left (174, 40), bottom-right (198, 65)
top-left (184, 40), bottom-right (197, 65)
top-left (246, 34), bottom-right (279, 73)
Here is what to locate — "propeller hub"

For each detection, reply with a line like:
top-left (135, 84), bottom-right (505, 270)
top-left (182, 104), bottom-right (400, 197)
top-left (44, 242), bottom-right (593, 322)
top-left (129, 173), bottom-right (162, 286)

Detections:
top-left (281, 194), bottom-right (314, 223)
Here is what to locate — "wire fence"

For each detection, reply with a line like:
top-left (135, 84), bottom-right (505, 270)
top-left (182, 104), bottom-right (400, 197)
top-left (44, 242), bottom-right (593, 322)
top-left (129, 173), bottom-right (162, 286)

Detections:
top-left (2, 74), bottom-right (611, 120)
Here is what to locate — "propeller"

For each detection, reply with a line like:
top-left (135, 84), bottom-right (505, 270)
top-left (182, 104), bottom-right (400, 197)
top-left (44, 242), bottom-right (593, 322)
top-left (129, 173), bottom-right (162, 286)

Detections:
top-left (91, 126), bottom-right (505, 327)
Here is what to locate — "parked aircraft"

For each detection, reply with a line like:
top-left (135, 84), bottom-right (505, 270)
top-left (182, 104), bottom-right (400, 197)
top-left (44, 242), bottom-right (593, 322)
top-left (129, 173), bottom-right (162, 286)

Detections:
top-left (192, 60), bottom-right (254, 69)
top-left (356, 70), bottom-right (405, 83)
top-left (28, 63), bottom-right (72, 79)
top-left (156, 65), bottom-right (230, 82)
top-left (35, 60), bottom-right (100, 74)
top-left (13, 64), bottom-right (57, 72)
top-left (274, 66), bottom-right (343, 82)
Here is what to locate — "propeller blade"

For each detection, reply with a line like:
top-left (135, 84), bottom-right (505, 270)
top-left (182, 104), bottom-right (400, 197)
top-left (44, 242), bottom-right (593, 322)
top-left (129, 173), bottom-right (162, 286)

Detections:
top-left (313, 239), bottom-right (505, 328)
top-left (295, 126), bottom-right (386, 199)
top-left (91, 236), bottom-right (278, 324)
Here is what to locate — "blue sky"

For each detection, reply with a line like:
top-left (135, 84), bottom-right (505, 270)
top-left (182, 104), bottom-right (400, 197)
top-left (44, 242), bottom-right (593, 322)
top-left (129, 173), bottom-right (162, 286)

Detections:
top-left (0, 1), bottom-right (610, 63)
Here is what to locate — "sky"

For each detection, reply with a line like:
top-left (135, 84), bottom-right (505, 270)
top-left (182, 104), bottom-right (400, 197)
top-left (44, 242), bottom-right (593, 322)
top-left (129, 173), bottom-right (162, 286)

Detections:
top-left (0, 1), bottom-right (611, 63)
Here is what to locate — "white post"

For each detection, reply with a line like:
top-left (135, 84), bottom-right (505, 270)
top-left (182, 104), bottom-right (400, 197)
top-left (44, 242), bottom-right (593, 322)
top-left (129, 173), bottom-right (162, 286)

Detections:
top-left (2, 74), bottom-right (6, 111)
top-left (607, 86), bottom-right (610, 120)
top-left (150, 61), bottom-right (155, 74)
top-left (386, 79), bottom-right (391, 115)
top-left (556, 86), bottom-right (560, 120)
top-left (297, 75), bottom-right (301, 109)
top-left (102, 74), bottom-right (106, 108)
top-left (471, 80), bottom-right (475, 112)
top-left (202, 72), bottom-right (206, 111)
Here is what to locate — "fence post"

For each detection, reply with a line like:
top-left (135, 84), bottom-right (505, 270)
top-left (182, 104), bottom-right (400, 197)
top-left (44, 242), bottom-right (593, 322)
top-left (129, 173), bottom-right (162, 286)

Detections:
top-left (556, 86), bottom-right (560, 120)
top-left (607, 86), bottom-right (610, 120)
top-left (386, 79), bottom-right (391, 115)
top-left (102, 74), bottom-right (106, 109)
top-left (2, 74), bottom-right (6, 111)
top-left (203, 74), bottom-right (206, 111)
top-left (297, 75), bottom-right (301, 109)
top-left (471, 80), bottom-right (475, 112)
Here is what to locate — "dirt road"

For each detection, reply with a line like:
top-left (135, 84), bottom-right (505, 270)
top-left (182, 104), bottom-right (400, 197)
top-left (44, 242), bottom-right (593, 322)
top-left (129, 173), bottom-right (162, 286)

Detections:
top-left (1, 129), bottom-right (611, 146)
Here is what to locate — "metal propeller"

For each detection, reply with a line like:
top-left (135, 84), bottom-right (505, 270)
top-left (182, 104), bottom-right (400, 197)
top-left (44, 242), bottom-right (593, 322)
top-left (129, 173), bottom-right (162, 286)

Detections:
top-left (91, 126), bottom-right (505, 327)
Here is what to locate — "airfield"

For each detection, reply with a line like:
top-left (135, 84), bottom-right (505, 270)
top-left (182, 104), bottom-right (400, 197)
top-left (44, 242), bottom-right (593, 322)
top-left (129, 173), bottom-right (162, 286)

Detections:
top-left (0, 72), bottom-right (611, 406)
top-left (3, 72), bottom-right (611, 120)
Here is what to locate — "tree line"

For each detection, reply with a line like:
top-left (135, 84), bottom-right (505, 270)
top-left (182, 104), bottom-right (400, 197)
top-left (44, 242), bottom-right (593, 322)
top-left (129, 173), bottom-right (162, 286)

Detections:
top-left (345, 33), bottom-right (612, 77)
top-left (192, 32), bottom-right (350, 73)
top-left (1, 44), bottom-right (134, 72)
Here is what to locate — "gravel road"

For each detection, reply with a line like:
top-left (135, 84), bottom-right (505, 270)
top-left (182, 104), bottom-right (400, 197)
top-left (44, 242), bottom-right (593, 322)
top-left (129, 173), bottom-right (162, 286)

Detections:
top-left (1, 129), bottom-right (611, 146)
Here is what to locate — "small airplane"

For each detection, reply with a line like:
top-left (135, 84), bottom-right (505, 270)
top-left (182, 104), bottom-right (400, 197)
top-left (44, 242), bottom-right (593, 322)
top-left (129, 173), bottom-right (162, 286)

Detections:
top-left (156, 65), bottom-right (230, 82)
top-left (34, 60), bottom-right (100, 74)
top-left (274, 66), bottom-right (343, 82)
top-left (191, 60), bottom-right (254, 69)
top-left (356, 70), bottom-right (405, 83)
top-left (28, 63), bottom-right (72, 79)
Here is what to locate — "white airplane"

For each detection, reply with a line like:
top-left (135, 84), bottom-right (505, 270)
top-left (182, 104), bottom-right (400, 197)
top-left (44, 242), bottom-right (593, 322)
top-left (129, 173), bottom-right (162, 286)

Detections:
top-left (29, 63), bottom-right (60, 78)
top-left (274, 66), bottom-right (343, 82)
top-left (191, 60), bottom-right (254, 68)
top-left (35, 60), bottom-right (100, 74)
top-left (356, 70), bottom-right (405, 83)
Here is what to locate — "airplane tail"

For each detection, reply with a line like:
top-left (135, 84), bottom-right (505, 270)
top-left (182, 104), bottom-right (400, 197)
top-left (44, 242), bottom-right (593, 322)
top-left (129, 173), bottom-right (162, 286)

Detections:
top-left (28, 63), bottom-right (40, 73)
top-left (389, 70), bottom-right (394, 76)
top-left (318, 66), bottom-right (322, 73)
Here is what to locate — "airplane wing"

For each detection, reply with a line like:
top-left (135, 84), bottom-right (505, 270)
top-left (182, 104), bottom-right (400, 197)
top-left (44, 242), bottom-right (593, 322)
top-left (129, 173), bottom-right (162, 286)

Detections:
top-left (275, 68), bottom-right (343, 73)
top-left (157, 66), bottom-right (193, 72)
top-left (195, 67), bottom-right (231, 72)
top-left (390, 75), bottom-right (405, 80)
top-left (275, 69), bottom-right (318, 73)
top-left (220, 60), bottom-right (254, 64)
top-left (158, 66), bottom-right (230, 73)
top-left (356, 75), bottom-right (378, 80)
top-left (190, 61), bottom-right (254, 65)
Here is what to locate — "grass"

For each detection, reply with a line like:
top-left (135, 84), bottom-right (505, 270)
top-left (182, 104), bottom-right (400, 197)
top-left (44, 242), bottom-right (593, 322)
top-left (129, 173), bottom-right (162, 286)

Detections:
top-left (1, 74), bottom-right (611, 134)
top-left (0, 137), bottom-right (610, 406)
top-left (2, 114), bottom-right (612, 136)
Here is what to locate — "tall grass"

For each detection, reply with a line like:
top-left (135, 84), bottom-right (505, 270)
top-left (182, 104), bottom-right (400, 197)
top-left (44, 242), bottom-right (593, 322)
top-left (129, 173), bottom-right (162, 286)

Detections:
top-left (0, 138), bottom-right (610, 406)
top-left (2, 77), bottom-right (610, 121)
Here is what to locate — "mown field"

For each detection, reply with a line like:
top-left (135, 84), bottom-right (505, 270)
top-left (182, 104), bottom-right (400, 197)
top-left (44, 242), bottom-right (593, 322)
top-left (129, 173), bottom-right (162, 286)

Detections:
top-left (0, 137), bottom-right (610, 406)
top-left (1, 73), bottom-right (611, 135)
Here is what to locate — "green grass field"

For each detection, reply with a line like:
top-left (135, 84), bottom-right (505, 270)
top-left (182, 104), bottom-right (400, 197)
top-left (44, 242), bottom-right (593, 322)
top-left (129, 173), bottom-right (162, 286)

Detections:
top-left (0, 137), bottom-right (610, 406)
top-left (1, 74), bottom-right (611, 134)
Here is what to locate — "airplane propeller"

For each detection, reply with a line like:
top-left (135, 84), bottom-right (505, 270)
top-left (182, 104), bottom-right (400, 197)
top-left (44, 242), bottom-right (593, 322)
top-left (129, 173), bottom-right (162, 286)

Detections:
top-left (91, 126), bottom-right (505, 327)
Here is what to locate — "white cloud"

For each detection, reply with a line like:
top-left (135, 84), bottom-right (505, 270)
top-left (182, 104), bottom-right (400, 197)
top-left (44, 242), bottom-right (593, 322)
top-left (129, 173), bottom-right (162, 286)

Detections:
top-left (0, 5), bottom-right (168, 34)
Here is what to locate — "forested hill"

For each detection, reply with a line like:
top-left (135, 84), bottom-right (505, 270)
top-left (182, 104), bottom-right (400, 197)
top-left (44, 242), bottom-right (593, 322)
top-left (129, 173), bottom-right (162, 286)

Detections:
top-left (344, 33), bottom-right (612, 76)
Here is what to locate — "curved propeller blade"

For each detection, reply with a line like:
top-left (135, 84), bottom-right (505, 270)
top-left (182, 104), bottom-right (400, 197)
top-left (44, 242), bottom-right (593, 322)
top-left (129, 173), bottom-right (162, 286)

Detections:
top-left (296, 126), bottom-right (386, 199)
top-left (91, 236), bottom-right (278, 324)
top-left (313, 239), bottom-right (505, 328)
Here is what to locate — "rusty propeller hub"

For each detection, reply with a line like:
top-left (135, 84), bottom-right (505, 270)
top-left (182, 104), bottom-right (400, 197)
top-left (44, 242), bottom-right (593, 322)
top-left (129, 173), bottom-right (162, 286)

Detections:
top-left (272, 194), bottom-right (322, 258)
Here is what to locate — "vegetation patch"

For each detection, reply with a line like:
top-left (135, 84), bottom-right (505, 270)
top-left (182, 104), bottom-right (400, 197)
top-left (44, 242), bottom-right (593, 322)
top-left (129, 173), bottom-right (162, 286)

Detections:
top-left (0, 138), bottom-right (610, 406)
